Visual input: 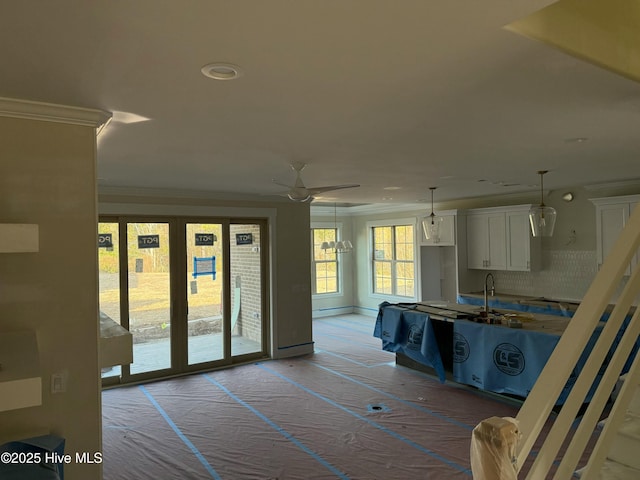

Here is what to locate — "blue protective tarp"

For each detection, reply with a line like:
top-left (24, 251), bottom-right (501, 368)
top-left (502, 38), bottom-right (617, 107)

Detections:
top-left (402, 311), bottom-right (446, 383)
top-left (453, 320), bottom-right (606, 405)
top-left (453, 320), bottom-right (559, 398)
top-left (380, 306), bottom-right (404, 344)
top-left (457, 295), bottom-right (640, 378)
top-left (374, 305), bottom-right (446, 383)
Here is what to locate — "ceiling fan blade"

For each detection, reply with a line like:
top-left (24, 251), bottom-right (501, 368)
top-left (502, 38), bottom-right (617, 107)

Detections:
top-left (272, 162), bottom-right (357, 202)
top-left (306, 184), bottom-right (360, 195)
top-left (272, 179), bottom-right (293, 189)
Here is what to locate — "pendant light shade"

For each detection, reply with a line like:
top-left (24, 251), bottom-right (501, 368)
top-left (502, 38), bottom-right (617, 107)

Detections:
top-left (321, 204), bottom-right (353, 253)
top-left (529, 170), bottom-right (556, 237)
top-left (422, 187), bottom-right (443, 243)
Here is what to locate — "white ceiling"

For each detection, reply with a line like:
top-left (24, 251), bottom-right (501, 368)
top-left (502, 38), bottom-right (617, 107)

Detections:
top-left (2, 1), bottom-right (640, 206)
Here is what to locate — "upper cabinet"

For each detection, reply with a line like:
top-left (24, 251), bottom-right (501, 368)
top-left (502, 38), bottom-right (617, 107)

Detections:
top-left (420, 211), bottom-right (456, 246)
top-left (591, 195), bottom-right (639, 275)
top-left (466, 211), bottom-right (506, 269)
top-left (466, 205), bottom-right (539, 271)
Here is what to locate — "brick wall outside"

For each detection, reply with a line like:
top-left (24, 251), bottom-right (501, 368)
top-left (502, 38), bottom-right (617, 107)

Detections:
top-left (230, 224), bottom-right (263, 342)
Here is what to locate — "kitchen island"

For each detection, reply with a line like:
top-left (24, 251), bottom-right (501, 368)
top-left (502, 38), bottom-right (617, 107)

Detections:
top-left (374, 301), bottom-right (625, 405)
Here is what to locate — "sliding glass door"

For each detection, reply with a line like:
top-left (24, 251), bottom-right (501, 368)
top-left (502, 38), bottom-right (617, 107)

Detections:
top-left (186, 222), bottom-right (224, 366)
top-left (127, 222), bottom-right (172, 375)
top-left (99, 216), bottom-right (268, 386)
top-left (229, 223), bottom-right (265, 358)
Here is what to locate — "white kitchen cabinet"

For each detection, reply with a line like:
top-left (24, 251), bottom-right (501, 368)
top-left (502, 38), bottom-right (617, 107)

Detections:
top-left (506, 209), bottom-right (540, 271)
top-left (466, 211), bottom-right (507, 270)
top-left (421, 212), bottom-right (456, 246)
top-left (591, 195), bottom-right (640, 275)
top-left (466, 205), bottom-right (538, 271)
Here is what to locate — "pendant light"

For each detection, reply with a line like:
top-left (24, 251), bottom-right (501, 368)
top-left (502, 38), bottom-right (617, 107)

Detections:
top-left (320, 203), bottom-right (353, 253)
top-left (422, 187), bottom-right (443, 243)
top-left (529, 170), bottom-right (556, 237)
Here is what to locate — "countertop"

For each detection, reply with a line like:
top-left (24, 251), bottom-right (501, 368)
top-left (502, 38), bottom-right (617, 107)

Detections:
top-left (416, 300), bottom-right (577, 336)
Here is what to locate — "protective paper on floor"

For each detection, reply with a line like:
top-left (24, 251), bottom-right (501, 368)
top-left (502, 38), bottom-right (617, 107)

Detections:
top-left (103, 314), bottom-right (600, 479)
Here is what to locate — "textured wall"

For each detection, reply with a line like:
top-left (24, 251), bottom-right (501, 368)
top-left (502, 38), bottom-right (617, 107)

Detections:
top-left (491, 250), bottom-right (597, 302)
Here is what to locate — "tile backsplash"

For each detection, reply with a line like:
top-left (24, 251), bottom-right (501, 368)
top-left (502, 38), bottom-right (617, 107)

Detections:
top-left (493, 250), bottom-right (597, 302)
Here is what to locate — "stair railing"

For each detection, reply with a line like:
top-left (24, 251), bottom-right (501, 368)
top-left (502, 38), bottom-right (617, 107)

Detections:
top-left (507, 204), bottom-right (640, 479)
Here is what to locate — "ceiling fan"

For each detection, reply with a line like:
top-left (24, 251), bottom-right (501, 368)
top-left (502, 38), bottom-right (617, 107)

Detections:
top-left (273, 161), bottom-right (360, 202)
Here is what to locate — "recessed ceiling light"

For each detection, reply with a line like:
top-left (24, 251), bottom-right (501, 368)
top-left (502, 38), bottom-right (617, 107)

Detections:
top-left (201, 63), bottom-right (243, 80)
top-left (564, 137), bottom-right (588, 143)
top-left (383, 186), bottom-right (402, 190)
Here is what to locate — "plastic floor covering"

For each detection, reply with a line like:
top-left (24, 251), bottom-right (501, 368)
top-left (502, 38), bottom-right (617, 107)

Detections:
top-left (102, 314), bottom-right (598, 479)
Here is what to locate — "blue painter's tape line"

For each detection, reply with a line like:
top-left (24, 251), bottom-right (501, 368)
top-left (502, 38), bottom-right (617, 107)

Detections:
top-left (314, 332), bottom-right (384, 353)
top-left (305, 360), bottom-right (473, 431)
top-left (202, 374), bottom-right (350, 480)
top-left (315, 348), bottom-right (388, 368)
top-left (316, 319), bottom-right (375, 335)
top-left (256, 363), bottom-right (472, 475)
top-left (139, 386), bottom-right (222, 480)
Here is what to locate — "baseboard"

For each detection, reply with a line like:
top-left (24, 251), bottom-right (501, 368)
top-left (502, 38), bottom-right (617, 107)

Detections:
top-left (273, 341), bottom-right (314, 359)
top-left (312, 306), bottom-right (355, 318)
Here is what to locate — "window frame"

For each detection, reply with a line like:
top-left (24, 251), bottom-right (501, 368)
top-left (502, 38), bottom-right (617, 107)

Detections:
top-left (368, 218), bottom-right (418, 301)
top-left (310, 223), bottom-right (343, 297)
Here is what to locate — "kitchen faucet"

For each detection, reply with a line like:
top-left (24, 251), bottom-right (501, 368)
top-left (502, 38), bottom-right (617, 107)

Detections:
top-left (484, 273), bottom-right (495, 314)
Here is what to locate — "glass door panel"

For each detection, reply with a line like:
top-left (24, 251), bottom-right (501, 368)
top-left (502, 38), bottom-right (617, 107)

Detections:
top-left (98, 222), bottom-right (121, 380)
top-left (186, 223), bottom-right (224, 365)
top-left (127, 222), bottom-right (172, 375)
top-left (230, 223), bottom-right (264, 357)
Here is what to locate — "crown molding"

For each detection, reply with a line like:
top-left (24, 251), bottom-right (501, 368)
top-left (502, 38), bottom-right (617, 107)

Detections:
top-left (582, 179), bottom-right (640, 192)
top-left (98, 185), bottom-right (292, 204)
top-left (0, 96), bottom-right (111, 128)
top-left (312, 189), bottom-right (543, 216)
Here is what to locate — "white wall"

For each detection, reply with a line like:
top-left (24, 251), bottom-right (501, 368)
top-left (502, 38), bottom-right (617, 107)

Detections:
top-left (0, 116), bottom-right (102, 479)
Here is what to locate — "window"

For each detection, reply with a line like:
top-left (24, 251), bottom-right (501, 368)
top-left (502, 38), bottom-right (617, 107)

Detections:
top-left (372, 224), bottom-right (415, 297)
top-left (311, 228), bottom-right (339, 294)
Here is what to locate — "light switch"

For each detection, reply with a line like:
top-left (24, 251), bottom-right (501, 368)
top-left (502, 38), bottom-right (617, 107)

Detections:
top-left (51, 372), bottom-right (66, 393)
